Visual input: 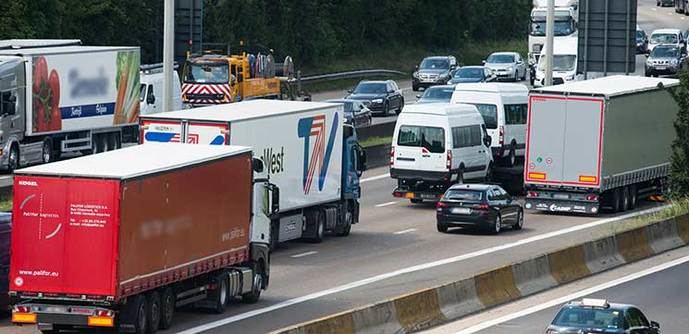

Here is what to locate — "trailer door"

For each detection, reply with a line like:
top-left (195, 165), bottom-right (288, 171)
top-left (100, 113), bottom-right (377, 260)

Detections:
top-left (140, 119), bottom-right (183, 144)
top-left (186, 122), bottom-right (229, 145)
top-left (526, 95), bottom-right (603, 187)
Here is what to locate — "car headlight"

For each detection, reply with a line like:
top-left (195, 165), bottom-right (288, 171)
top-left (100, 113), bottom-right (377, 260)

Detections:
top-left (646, 60), bottom-right (653, 66)
top-left (565, 74), bottom-right (575, 80)
top-left (372, 99), bottom-right (384, 104)
top-left (672, 59), bottom-right (679, 65)
top-left (413, 71), bottom-right (419, 78)
top-left (508, 66), bottom-right (514, 71)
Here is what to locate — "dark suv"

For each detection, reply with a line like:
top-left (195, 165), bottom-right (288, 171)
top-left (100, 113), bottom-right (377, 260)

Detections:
top-left (345, 80), bottom-right (404, 115)
top-left (412, 56), bottom-right (458, 91)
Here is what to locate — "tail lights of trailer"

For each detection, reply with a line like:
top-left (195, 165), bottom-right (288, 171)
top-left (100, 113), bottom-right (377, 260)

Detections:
top-left (528, 172), bottom-right (547, 180)
top-left (88, 309), bottom-right (115, 328)
top-left (585, 194), bottom-right (599, 202)
top-left (527, 191), bottom-right (539, 198)
top-left (12, 306), bottom-right (36, 324)
top-left (579, 175), bottom-right (598, 184)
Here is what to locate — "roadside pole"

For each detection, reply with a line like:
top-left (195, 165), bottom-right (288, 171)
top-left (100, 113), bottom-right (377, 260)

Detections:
top-left (545, 0), bottom-right (555, 86)
top-left (163, 0), bottom-right (174, 113)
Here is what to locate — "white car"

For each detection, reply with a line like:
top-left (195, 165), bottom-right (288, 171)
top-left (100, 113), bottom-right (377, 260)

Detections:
top-left (647, 28), bottom-right (684, 54)
top-left (483, 52), bottom-right (527, 82)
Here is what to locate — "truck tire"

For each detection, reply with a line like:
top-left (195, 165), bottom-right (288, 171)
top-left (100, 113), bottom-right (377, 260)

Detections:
top-left (211, 273), bottom-right (229, 314)
top-left (242, 263), bottom-right (264, 304)
top-left (305, 210), bottom-right (325, 243)
top-left (42, 139), bottom-right (54, 164)
top-left (92, 134), bottom-right (105, 154)
top-left (146, 291), bottom-right (161, 333)
top-left (611, 188), bottom-right (622, 213)
top-left (622, 186), bottom-right (631, 212)
top-left (159, 287), bottom-right (175, 330)
top-left (630, 184), bottom-right (638, 209)
top-left (133, 295), bottom-right (149, 334)
top-left (107, 133), bottom-right (118, 151)
top-left (8, 144), bottom-right (19, 172)
top-left (335, 207), bottom-right (353, 237)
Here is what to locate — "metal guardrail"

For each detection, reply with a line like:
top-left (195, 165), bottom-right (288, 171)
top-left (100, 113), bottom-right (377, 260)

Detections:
top-left (298, 69), bottom-right (408, 83)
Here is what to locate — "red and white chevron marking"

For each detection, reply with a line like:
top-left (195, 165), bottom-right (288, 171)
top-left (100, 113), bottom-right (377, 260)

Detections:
top-left (182, 83), bottom-right (232, 104)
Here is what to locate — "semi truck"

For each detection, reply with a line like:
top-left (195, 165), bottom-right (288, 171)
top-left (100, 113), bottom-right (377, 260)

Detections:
top-left (524, 76), bottom-right (679, 214)
top-left (528, 6), bottom-right (578, 64)
top-left (9, 143), bottom-right (278, 333)
top-left (0, 39), bottom-right (142, 171)
top-left (140, 100), bottom-right (366, 246)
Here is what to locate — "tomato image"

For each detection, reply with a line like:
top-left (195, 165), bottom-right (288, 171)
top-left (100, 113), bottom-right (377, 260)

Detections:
top-left (33, 57), bottom-right (48, 94)
top-left (48, 70), bottom-right (61, 131)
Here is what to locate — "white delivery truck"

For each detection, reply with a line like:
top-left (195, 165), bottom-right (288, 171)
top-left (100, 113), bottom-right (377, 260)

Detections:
top-left (533, 36), bottom-right (579, 87)
top-left (528, 6), bottom-right (578, 64)
top-left (139, 100), bottom-right (367, 246)
top-left (525, 76), bottom-right (678, 214)
top-left (0, 39), bottom-right (141, 170)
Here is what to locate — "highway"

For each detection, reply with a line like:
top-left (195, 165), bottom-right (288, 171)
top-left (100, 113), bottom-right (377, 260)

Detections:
top-left (423, 247), bottom-right (689, 334)
top-left (0, 1), bottom-right (685, 334)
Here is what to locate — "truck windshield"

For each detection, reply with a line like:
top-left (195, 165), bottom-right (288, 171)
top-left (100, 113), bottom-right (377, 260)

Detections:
top-left (530, 19), bottom-right (575, 36)
top-left (538, 55), bottom-right (576, 71)
top-left (184, 62), bottom-right (229, 84)
top-left (397, 126), bottom-right (445, 153)
top-left (464, 103), bottom-right (498, 129)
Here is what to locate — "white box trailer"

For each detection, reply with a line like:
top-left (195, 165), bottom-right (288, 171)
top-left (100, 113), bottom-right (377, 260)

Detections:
top-left (0, 40), bottom-right (141, 170)
top-left (139, 100), bottom-right (366, 246)
top-left (524, 76), bottom-right (679, 214)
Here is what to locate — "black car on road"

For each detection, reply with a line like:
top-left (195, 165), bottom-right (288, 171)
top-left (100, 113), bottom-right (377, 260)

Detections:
top-left (345, 80), bottom-right (404, 116)
top-left (545, 298), bottom-right (660, 334)
top-left (436, 184), bottom-right (523, 234)
top-left (636, 26), bottom-right (648, 54)
top-left (416, 85), bottom-right (455, 104)
top-left (448, 66), bottom-right (495, 84)
top-left (412, 56), bottom-right (458, 91)
top-left (325, 99), bottom-right (372, 128)
top-left (657, 0), bottom-right (673, 6)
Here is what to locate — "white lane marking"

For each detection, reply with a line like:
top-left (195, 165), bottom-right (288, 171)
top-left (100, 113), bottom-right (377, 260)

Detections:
top-left (375, 201), bottom-right (398, 208)
top-left (453, 253), bottom-right (689, 334)
top-left (176, 204), bottom-right (669, 334)
top-left (361, 173), bottom-right (390, 183)
top-left (394, 228), bottom-right (418, 235)
top-left (651, 7), bottom-right (657, 11)
top-left (682, 16), bottom-right (686, 20)
top-left (290, 251), bottom-right (318, 258)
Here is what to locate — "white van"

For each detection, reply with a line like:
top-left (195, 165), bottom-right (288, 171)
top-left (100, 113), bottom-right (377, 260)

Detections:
top-left (391, 104), bottom-right (494, 202)
top-left (140, 63), bottom-right (185, 115)
top-left (533, 35), bottom-right (579, 87)
top-left (450, 83), bottom-right (528, 167)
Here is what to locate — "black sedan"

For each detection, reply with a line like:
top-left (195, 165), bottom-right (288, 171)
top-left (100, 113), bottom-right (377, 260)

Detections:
top-left (436, 184), bottom-right (523, 234)
top-left (325, 99), bottom-right (372, 128)
top-left (345, 80), bottom-right (404, 116)
top-left (448, 66), bottom-right (496, 84)
top-left (545, 298), bottom-right (660, 334)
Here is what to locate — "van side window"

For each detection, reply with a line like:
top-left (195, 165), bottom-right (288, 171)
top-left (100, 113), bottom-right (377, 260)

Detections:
top-left (505, 104), bottom-right (528, 125)
top-left (453, 125), bottom-right (481, 148)
top-left (398, 126), bottom-right (445, 153)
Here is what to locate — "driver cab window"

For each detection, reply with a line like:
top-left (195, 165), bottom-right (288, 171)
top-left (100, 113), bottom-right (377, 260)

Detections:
top-left (1, 91), bottom-right (15, 116)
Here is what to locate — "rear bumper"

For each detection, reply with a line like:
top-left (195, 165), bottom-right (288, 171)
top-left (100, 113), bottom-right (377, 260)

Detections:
top-left (12, 303), bottom-right (116, 331)
top-left (525, 198), bottom-right (599, 214)
top-left (393, 188), bottom-right (444, 200)
top-left (390, 168), bottom-right (451, 182)
top-left (437, 212), bottom-right (492, 227)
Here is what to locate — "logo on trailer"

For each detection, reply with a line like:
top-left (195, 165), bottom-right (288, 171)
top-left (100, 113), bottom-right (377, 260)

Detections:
top-left (298, 114), bottom-right (338, 194)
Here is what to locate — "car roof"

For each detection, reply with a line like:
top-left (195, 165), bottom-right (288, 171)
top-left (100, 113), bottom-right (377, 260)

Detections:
top-left (425, 85), bottom-right (456, 90)
top-left (651, 28), bottom-right (681, 34)
top-left (564, 301), bottom-right (635, 311)
top-left (490, 52), bottom-right (518, 56)
top-left (424, 56), bottom-right (452, 60)
top-left (359, 80), bottom-right (389, 84)
top-left (453, 83), bottom-right (528, 93)
top-left (448, 183), bottom-right (495, 191)
top-left (459, 66), bottom-right (485, 69)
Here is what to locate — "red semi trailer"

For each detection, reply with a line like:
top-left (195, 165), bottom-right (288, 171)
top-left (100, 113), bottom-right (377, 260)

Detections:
top-left (9, 143), bottom-right (278, 333)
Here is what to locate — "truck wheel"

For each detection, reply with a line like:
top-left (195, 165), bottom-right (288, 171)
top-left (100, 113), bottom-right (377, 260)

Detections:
top-left (8, 144), bottom-right (19, 172)
top-left (42, 139), bottom-right (54, 164)
top-left (159, 287), bottom-right (175, 330)
top-left (629, 185), bottom-right (638, 209)
top-left (611, 188), bottom-right (622, 213)
top-left (335, 207), bottom-right (353, 237)
top-left (242, 263), bottom-right (264, 304)
top-left (146, 291), bottom-right (161, 333)
top-left (92, 134), bottom-right (105, 154)
top-left (212, 273), bottom-right (229, 313)
top-left (106, 133), bottom-right (118, 151)
top-left (305, 210), bottom-right (325, 243)
top-left (133, 295), bottom-right (148, 334)
top-left (622, 186), bottom-right (631, 212)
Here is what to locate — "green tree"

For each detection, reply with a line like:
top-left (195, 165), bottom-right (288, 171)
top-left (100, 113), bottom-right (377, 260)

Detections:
top-left (669, 71), bottom-right (689, 198)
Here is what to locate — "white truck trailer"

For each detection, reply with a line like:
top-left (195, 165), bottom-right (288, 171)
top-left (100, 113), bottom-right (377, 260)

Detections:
top-left (0, 40), bottom-right (140, 171)
top-left (524, 76), bottom-right (679, 214)
top-left (139, 100), bottom-right (366, 246)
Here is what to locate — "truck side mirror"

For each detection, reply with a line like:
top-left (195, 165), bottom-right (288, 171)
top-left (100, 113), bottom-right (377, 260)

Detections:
top-left (270, 185), bottom-right (280, 215)
top-left (356, 145), bottom-right (367, 174)
top-left (252, 158), bottom-right (265, 173)
top-left (147, 93), bottom-right (156, 105)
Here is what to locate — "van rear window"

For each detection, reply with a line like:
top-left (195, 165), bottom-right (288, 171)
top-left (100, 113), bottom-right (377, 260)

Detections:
top-left (397, 126), bottom-right (445, 153)
top-left (466, 104), bottom-right (498, 129)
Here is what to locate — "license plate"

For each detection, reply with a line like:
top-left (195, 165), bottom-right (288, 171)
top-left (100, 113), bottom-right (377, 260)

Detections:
top-left (451, 208), bottom-right (471, 215)
top-left (421, 193), bottom-right (437, 199)
top-left (553, 193), bottom-right (570, 200)
top-left (656, 66), bottom-right (667, 70)
top-left (45, 306), bottom-right (67, 313)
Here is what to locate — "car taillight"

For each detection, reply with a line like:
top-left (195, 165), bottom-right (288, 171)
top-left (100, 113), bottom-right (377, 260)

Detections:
top-left (474, 203), bottom-right (489, 210)
top-left (390, 146), bottom-right (395, 166)
top-left (436, 202), bottom-right (449, 210)
top-left (446, 150), bottom-right (452, 170)
top-left (499, 126), bottom-right (505, 145)
top-left (527, 191), bottom-right (539, 198)
top-left (586, 194), bottom-right (599, 201)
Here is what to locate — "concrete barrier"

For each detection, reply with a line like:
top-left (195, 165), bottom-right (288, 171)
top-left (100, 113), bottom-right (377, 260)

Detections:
top-left (273, 213), bottom-right (689, 334)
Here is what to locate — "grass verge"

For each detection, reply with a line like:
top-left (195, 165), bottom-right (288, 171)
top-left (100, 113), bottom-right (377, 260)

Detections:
top-left (0, 196), bottom-right (11, 212)
top-left (631, 197), bottom-right (689, 225)
top-left (360, 136), bottom-right (392, 148)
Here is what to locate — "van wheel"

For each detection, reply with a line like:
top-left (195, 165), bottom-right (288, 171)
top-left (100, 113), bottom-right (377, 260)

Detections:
top-left (159, 287), bottom-right (175, 330)
top-left (505, 145), bottom-right (516, 167)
